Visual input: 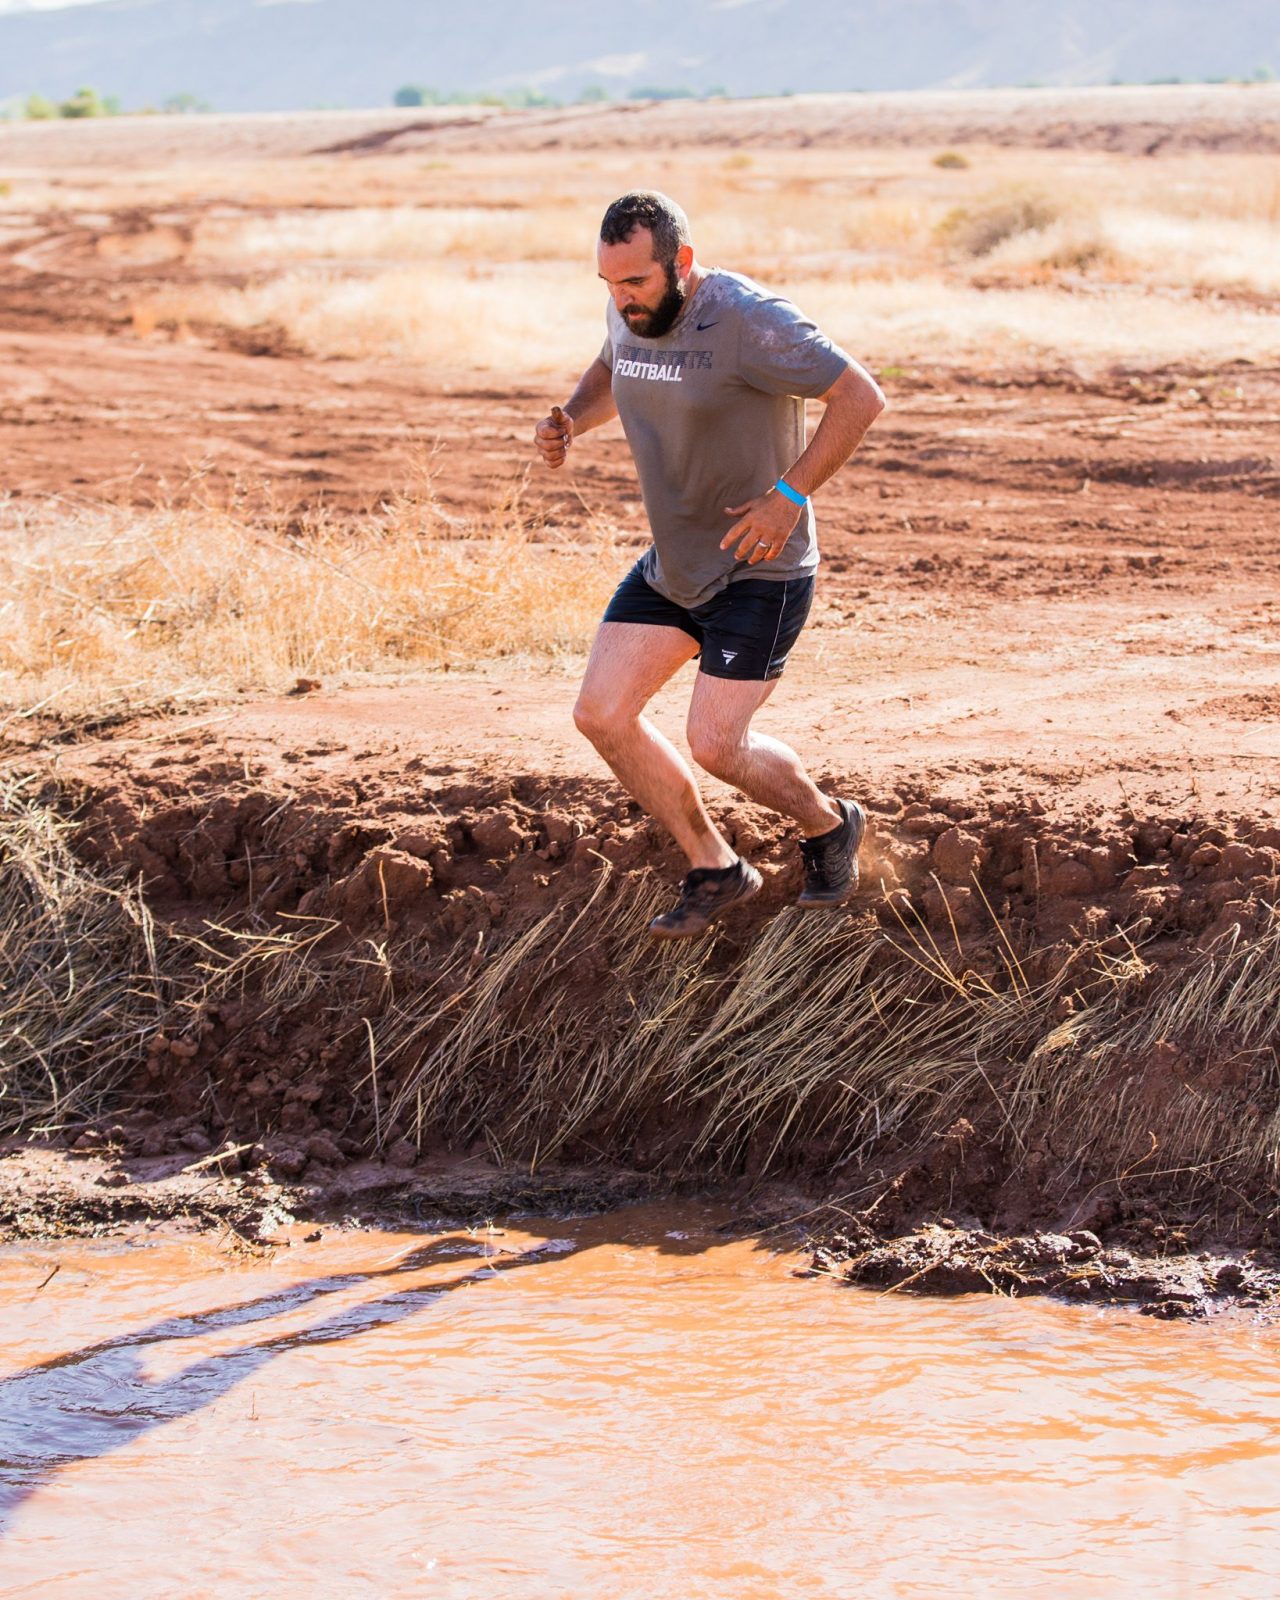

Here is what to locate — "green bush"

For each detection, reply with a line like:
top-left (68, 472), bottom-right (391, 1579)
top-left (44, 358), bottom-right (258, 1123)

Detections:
top-left (59, 86), bottom-right (103, 118)
top-left (24, 94), bottom-right (56, 120)
top-left (933, 150), bottom-right (969, 170)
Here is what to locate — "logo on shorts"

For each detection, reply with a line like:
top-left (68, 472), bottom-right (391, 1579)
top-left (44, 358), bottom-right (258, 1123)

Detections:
top-left (721, 650), bottom-right (737, 664)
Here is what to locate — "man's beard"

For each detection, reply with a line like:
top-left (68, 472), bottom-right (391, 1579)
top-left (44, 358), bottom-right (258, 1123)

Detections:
top-left (621, 262), bottom-right (686, 339)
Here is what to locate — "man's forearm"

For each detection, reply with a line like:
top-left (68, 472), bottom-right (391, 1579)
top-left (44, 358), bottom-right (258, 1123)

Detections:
top-left (785, 363), bottom-right (886, 498)
top-left (562, 358), bottom-right (618, 435)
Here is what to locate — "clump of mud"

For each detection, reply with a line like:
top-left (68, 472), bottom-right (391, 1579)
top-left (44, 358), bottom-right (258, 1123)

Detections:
top-left (808, 1219), bottom-right (1279, 1321)
top-left (67, 754), bottom-right (1280, 971)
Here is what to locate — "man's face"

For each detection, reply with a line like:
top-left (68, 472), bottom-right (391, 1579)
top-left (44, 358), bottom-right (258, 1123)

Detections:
top-left (598, 228), bottom-right (689, 339)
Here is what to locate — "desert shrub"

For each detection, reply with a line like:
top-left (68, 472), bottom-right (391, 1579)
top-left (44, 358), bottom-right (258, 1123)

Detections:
top-left (23, 95), bottom-right (56, 120)
top-left (1041, 235), bottom-right (1112, 272)
top-left (933, 150), bottom-right (970, 170)
top-left (938, 190), bottom-right (1060, 257)
top-left (981, 216), bottom-right (1116, 276)
top-left (58, 86), bottom-right (104, 119)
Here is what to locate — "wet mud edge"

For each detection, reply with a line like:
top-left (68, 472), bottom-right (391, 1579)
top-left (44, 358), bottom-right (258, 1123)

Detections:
top-left (4, 1146), bottom-right (1277, 1324)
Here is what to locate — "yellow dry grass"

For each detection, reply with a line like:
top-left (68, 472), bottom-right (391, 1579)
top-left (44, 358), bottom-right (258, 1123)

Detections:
top-left (0, 481), bottom-right (621, 727)
top-left (798, 275), bottom-right (1280, 365)
top-left (192, 203), bottom-right (605, 264)
top-left (138, 253), bottom-right (1280, 374)
top-left (122, 145), bottom-right (1280, 373)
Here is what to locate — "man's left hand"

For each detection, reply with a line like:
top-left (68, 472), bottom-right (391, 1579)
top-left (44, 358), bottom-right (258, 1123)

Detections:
top-left (720, 490), bottom-right (803, 566)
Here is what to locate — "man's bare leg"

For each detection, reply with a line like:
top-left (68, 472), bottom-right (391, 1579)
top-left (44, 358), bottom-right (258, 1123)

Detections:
top-left (685, 671), bottom-right (841, 836)
top-left (573, 623), bottom-right (738, 870)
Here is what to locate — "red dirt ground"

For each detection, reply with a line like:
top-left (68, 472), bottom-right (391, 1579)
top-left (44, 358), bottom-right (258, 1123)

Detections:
top-left (3, 104), bottom-right (1278, 919)
top-left (4, 109), bottom-right (1280, 1278)
top-left (7, 320), bottom-right (1277, 826)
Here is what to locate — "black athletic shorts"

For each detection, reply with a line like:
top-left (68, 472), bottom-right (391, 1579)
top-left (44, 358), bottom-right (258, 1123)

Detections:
top-left (602, 561), bottom-right (816, 681)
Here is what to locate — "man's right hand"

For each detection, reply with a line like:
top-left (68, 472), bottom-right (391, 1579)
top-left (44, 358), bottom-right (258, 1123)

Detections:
top-left (534, 405), bottom-right (574, 469)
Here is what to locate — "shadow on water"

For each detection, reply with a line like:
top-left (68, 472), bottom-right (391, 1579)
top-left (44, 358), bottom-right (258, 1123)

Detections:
top-left (0, 1215), bottom-right (726, 1536)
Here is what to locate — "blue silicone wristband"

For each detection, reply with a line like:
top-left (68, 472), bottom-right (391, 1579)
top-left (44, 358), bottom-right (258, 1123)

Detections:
top-left (774, 477), bottom-right (808, 507)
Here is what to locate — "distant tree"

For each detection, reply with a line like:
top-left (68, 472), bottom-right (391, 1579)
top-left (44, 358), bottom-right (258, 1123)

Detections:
top-left (1254, 64), bottom-right (1276, 82)
top-left (501, 86), bottom-right (559, 108)
top-left (393, 85), bottom-right (435, 106)
top-left (163, 92), bottom-right (212, 114)
top-left (395, 83), bottom-right (563, 110)
top-left (102, 94), bottom-right (123, 115)
top-left (58, 86), bottom-right (103, 118)
top-left (24, 94), bottom-right (57, 120)
top-left (629, 84), bottom-right (696, 101)
top-left (576, 84), bottom-right (610, 103)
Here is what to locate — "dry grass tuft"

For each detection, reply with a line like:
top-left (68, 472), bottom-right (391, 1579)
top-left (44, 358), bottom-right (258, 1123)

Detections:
top-left (0, 480), bottom-right (620, 728)
top-left (200, 860), bottom-right (1280, 1206)
top-left (938, 190), bottom-right (1061, 257)
top-left (6, 787), bottom-right (1277, 1210)
top-left (0, 779), bottom-right (171, 1135)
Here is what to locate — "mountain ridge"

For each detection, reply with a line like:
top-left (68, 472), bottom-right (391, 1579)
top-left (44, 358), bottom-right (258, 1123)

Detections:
top-left (2, 0), bottom-right (1277, 114)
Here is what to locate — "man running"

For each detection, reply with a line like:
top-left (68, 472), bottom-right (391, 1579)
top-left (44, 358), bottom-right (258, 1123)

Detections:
top-left (534, 190), bottom-right (886, 939)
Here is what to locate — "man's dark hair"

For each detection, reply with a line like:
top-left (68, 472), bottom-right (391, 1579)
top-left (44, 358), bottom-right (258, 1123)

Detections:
top-left (600, 191), bottom-right (691, 267)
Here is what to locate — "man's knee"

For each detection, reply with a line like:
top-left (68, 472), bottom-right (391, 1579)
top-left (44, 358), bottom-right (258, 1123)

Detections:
top-left (574, 690), bottom-right (628, 748)
top-left (688, 723), bottom-right (744, 780)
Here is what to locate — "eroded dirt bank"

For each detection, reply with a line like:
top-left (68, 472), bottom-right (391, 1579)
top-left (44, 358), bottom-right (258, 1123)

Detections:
top-left (5, 724), bottom-right (1279, 1317)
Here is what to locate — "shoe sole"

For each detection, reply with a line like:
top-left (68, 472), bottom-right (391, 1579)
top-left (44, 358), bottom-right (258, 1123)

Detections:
top-left (796, 799), bottom-right (866, 908)
top-left (650, 863), bottom-right (763, 940)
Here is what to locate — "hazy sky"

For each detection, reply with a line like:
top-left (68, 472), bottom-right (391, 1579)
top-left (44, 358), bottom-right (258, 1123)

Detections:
top-left (0, 0), bottom-right (116, 11)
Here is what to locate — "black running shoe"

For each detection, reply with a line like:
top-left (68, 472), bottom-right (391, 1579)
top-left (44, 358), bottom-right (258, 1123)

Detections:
top-left (796, 799), bottom-right (867, 907)
top-left (650, 858), bottom-right (763, 940)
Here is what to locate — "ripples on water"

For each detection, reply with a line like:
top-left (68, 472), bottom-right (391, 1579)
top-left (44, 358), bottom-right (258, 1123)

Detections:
top-left (1, 1204), bottom-right (1277, 1598)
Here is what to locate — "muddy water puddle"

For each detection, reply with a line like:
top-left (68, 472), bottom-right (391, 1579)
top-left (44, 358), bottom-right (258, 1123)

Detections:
top-left (2, 1205), bottom-right (1278, 1599)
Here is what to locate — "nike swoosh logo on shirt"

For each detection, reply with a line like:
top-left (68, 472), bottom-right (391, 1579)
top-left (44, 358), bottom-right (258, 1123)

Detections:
top-left (696, 320), bottom-right (719, 330)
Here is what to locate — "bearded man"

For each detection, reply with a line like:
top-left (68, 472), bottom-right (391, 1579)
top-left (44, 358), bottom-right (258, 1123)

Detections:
top-left (534, 190), bottom-right (886, 938)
